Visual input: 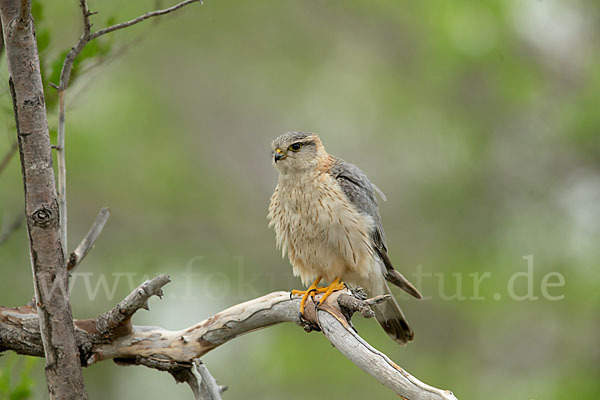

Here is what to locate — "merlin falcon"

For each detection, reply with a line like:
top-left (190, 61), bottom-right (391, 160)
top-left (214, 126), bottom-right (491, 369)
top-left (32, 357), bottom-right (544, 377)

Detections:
top-left (268, 132), bottom-right (422, 344)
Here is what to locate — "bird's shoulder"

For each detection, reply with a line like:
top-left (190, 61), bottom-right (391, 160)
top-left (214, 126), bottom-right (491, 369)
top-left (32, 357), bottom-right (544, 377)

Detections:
top-left (326, 156), bottom-right (380, 216)
top-left (326, 156), bottom-right (390, 253)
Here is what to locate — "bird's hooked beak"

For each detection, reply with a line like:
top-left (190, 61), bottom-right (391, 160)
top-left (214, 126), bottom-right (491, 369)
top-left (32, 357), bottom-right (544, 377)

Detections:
top-left (274, 148), bottom-right (286, 162)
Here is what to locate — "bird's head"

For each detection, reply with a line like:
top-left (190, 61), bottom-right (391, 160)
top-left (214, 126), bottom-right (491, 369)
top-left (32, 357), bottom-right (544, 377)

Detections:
top-left (270, 132), bottom-right (327, 174)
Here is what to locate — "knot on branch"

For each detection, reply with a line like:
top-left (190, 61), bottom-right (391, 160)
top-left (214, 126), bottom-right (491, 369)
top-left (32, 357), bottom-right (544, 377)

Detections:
top-left (23, 95), bottom-right (43, 109)
top-left (31, 206), bottom-right (56, 228)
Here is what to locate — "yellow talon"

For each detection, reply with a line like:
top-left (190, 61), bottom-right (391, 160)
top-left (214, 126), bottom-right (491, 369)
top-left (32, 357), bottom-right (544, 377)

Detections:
top-left (317, 277), bottom-right (345, 305)
top-left (291, 276), bottom-right (346, 317)
top-left (291, 286), bottom-right (328, 297)
top-left (291, 276), bottom-right (322, 317)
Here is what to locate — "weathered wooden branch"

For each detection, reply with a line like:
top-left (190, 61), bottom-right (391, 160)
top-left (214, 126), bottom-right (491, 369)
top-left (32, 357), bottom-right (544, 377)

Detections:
top-left (318, 312), bottom-right (455, 399)
top-left (67, 207), bottom-right (110, 271)
top-left (95, 274), bottom-right (170, 336)
top-left (0, 275), bottom-right (457, 400)
top-left (187, 359), bottom-right (227, 400)
top-left (0, 1), bottom-right (88, 398)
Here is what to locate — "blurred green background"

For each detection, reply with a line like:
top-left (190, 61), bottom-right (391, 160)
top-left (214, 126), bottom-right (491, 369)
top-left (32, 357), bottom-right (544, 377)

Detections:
top-left (1, 0), bottom-right (599, 399)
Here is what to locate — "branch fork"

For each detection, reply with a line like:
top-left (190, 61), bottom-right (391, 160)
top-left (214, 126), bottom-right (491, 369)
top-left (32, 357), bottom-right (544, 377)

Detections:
top-left (95, 274), bottom-right (170, 337)
top-left (1, 275), bottom-right (458, 400)
top-left (294, 287), bottom-right (382, 333)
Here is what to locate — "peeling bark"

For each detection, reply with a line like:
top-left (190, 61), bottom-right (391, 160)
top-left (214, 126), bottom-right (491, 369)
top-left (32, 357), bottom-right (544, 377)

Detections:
top-left (0, 276), bottom-right (457, 400)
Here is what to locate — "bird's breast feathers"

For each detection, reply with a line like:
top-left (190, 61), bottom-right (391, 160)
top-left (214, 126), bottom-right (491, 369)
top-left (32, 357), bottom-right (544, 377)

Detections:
top-left (268, 169), bottom-right (375, 285)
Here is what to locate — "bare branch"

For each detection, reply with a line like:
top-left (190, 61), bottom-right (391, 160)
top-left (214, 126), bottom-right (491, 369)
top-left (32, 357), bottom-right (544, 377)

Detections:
top-left (55, 0), bottom-right (95, 263)
top-left (95, 275), bottom-right (171, 336)
top-left (67, 207), bottom-right (111, 271)
top-left (318, 311), bottom-right (457, 400)
top-left (0, 282), bottom-right (457, 400)
top-left (58, 0), bottom-right (93, 91)
top-left (111, 356), bottom-right (224, 400)
top-left (90, 0), bottom-right (200, 40)
top-left (57, 90), bottom-right (67, 260)
top-left (59, 0), bottom-right (200, 91)
top-left (185, 359), bottom-right (225, 400)
top-left (0, 19), bottom-right (4, 59)
top-left (0, 142), bottom-right (17, 176)
top-left (79, 0), bottom-right (92, 37)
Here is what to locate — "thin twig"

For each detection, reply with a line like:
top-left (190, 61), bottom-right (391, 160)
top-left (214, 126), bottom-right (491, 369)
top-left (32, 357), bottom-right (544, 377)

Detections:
top-left (57, 90), bottom-right (67, 261)
top-left (95, 275), bottom-right (170, 336)
top-left (0, 142), bottom-right (17, 176)
top-left (56, 0), bottom-right (94, 263)
top-left (55, 0), bottom-right (201, 270)
top-left (0, 19), bottom-right (4, 59)
top-left (58, 0), bottom-right (200, 91)
top-left (80, 0), bottom-right (92, 36)
top-left (67, 207), bottom-right (110, 271)
top-left (90, 0), bottom-right (200, 40)
top-left (66, 22), bottom-right (161, 112)
top-left (58, 0), bottom-right (93, 91)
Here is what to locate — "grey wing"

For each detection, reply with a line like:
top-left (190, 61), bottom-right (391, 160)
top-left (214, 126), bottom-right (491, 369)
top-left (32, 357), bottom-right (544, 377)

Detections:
top-left (330, 158), bottom-right (422, 299)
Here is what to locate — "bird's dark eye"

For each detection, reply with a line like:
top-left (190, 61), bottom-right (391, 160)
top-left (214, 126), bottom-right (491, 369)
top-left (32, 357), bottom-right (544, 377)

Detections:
top-left (289, 142), bottom-right (302, 152)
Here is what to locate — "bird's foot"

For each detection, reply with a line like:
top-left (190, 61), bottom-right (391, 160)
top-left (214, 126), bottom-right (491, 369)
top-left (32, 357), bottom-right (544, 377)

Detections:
top-left (290, 286), bottom-right (328, 298)
top-left (289, 276), bottom-right (346, 330)
top-left (290, 276), bottom-right (325, 319)
top-left (292, 287), bottom-right (328, 317)
top-left (317, 277), bottom-right (345, 306)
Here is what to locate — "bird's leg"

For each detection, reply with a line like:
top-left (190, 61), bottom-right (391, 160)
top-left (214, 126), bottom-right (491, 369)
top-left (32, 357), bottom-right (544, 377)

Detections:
top-left (291, 276), bottom-right (325, 317)
top-left (317, 276), bottom-right (345, 305)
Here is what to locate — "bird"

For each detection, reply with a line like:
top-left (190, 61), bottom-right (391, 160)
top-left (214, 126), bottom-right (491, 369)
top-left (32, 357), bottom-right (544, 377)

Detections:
top-left (267, 132), bottom-right (422, 345)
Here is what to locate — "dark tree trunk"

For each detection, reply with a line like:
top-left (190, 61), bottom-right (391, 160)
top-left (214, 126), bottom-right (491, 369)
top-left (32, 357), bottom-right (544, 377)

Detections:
top-left (0, 1), bottom-right (87, 398)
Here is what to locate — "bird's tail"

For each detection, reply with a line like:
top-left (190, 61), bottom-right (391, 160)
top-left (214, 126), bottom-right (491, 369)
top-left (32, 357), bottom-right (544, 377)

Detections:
top-left (370, 281), bottom-right (414, 345)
